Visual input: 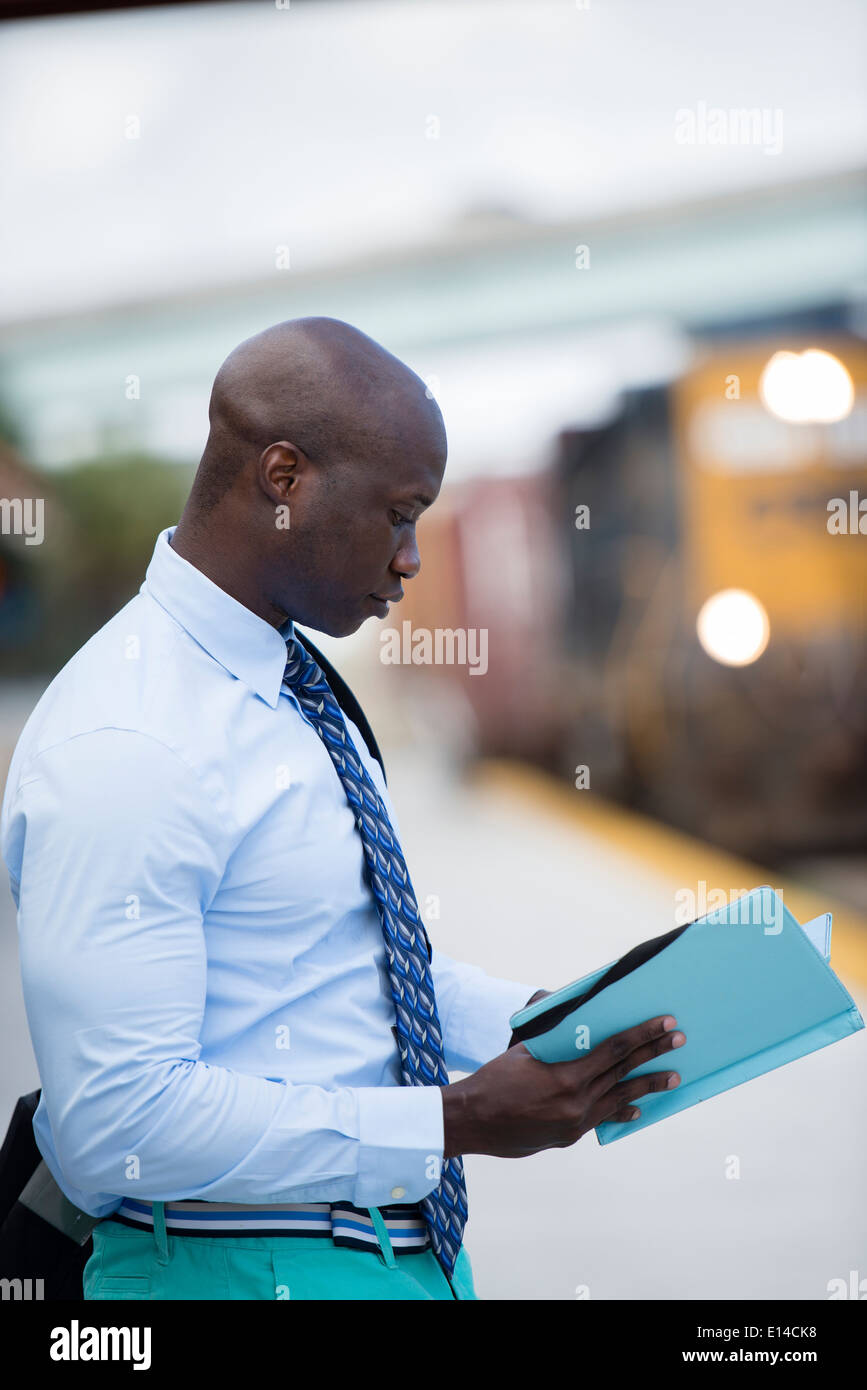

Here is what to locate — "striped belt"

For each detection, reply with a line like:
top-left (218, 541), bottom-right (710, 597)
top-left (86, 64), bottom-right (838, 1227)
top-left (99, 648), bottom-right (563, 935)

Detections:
top-left (112, 1198), bottom-right (431, 1254)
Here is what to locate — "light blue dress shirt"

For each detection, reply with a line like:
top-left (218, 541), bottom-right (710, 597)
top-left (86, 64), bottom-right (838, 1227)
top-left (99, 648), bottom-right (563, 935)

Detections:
top-left (1, 526), bottom-right (534, 1218)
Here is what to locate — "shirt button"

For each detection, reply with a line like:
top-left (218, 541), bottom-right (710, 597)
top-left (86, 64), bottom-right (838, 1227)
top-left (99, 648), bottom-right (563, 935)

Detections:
top-left (390, 1186), bottom-right (406, 1200)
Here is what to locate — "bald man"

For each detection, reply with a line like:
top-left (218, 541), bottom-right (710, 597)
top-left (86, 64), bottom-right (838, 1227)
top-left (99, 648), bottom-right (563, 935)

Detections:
top-left (1, 318), bottom-right (684, 1302)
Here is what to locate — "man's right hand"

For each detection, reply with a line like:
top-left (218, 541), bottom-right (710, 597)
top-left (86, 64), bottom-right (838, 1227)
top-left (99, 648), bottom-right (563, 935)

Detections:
top-left (441, 1015), bottom-right (686, 1159)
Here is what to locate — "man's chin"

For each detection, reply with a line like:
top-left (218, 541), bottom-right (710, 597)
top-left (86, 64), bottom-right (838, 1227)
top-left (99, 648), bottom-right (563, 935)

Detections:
top-left (302, 611), bottom-right (368, 639)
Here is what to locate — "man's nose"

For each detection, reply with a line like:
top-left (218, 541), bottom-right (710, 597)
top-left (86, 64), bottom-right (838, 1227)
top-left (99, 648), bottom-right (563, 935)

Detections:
top-left (393, 534), bottom-right (421, 580)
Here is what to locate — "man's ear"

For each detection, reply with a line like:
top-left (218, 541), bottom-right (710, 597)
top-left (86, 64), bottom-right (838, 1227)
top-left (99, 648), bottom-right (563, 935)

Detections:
top-left (258, 440), bottom-right (308, 507)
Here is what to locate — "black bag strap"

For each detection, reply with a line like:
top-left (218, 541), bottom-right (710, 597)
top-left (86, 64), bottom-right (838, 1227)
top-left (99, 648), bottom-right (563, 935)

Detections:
top-left (295, 630), bottom-right (387, 783)
top-left (296, 632), bottom-right (431, 961)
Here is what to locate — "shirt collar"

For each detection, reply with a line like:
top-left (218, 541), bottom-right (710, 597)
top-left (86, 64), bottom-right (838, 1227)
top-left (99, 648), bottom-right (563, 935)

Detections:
top-left (142, 526), bottom-right (294, 708)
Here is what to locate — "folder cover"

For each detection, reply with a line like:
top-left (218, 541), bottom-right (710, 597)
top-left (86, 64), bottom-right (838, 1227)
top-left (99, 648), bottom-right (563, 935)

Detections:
top-left (508, 887), bottom-right (863, 1144)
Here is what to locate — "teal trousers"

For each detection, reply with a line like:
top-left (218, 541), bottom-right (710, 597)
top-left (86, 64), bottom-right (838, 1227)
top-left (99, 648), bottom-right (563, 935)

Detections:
top-left (83, 1207), bottom-right (478, 1301)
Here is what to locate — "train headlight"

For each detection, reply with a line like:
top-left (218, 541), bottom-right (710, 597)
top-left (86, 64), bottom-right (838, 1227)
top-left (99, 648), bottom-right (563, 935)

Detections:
top-left (759, 348), bottom-right (854, 424)
top-left (696, 589), bottom-right (770, 667)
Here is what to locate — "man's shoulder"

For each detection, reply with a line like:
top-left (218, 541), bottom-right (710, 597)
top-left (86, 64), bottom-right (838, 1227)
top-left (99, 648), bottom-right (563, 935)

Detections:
top-left (3, 590), bottom-right (222, 801)
top-left (0, 597), bottom-right (241, 874)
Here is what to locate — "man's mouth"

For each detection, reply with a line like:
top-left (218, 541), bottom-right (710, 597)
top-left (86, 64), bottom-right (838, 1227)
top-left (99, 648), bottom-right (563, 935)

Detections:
top-left (368, 591), bottom-right (402, 617)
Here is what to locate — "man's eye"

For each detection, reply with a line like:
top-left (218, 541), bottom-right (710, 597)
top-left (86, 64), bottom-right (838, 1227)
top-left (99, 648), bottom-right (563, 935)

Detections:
top-left (391, 510), bottom-right (412, 527)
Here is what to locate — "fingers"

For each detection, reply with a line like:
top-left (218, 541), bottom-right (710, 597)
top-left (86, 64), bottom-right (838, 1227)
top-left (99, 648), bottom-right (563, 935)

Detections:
top-left (610, 1104), bottom-right (641, 1124)
top-left (499, 1016), bottom-right (686, 1152)
top-left (589, 1022), bottom-right (686, 1101)
top-left (587, 1065), bottom-right (682, 1129)
top-left (580, 1014), bottom-right (681, 1082)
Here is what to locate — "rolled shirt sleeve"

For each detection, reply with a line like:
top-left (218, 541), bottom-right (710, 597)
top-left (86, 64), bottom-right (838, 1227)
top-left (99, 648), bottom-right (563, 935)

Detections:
top-left (5, 728), bottom-right (445, 1213)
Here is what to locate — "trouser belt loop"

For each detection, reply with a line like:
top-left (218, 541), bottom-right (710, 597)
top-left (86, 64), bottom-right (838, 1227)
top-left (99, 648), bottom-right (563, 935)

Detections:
top-left (367, 1207), bottom-right (398, 1269)
top-left (152, 1200), bottom-right (170, 1265)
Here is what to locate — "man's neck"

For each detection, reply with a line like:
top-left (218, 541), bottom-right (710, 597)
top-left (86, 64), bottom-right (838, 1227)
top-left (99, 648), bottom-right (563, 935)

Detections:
top-left (169, 517), bottom-right (289, 630)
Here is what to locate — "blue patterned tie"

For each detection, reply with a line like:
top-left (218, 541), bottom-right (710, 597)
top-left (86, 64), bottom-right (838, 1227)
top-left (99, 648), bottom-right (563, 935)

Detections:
top-left (282, 635), bottom-right (469, 1279)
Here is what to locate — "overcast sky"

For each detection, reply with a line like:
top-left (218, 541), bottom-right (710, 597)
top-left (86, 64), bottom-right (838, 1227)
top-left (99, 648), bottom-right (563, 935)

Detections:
top-left (1, 0), bottom-right (865, 324)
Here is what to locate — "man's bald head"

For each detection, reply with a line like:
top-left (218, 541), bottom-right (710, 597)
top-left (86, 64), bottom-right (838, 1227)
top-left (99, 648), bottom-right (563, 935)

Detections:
top-left (190, 317), bottom-right (445, 516)
top-left (173, 317), bottom-right (447, 637)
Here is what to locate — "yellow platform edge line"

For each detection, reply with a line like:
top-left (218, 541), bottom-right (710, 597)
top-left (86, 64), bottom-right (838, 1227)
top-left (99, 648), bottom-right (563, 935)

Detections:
top-left (475, 759), bottom-right (867, 993)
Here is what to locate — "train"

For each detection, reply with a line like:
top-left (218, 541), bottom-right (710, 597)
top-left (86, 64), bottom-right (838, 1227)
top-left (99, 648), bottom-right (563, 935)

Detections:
top-left (394, 332), bottom-right (867, 863)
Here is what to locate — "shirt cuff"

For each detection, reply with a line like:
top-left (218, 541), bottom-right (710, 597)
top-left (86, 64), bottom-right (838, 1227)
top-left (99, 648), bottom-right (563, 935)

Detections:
top-left (353, 1084), bottom-right (445, 1208)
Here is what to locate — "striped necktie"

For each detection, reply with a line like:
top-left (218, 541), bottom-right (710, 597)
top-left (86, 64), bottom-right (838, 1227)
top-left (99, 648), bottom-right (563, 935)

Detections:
top-left (282, 635), bottom-right (469, 1279)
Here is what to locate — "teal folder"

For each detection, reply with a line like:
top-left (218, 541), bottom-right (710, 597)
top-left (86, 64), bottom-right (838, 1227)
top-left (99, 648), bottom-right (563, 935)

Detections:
top-left (508, 887), bottom-right (863, 1144)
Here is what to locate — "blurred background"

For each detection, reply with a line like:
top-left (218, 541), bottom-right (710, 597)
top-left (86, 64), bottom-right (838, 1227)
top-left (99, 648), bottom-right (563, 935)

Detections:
top-left (1, 0), bottom-right (865, 1300)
